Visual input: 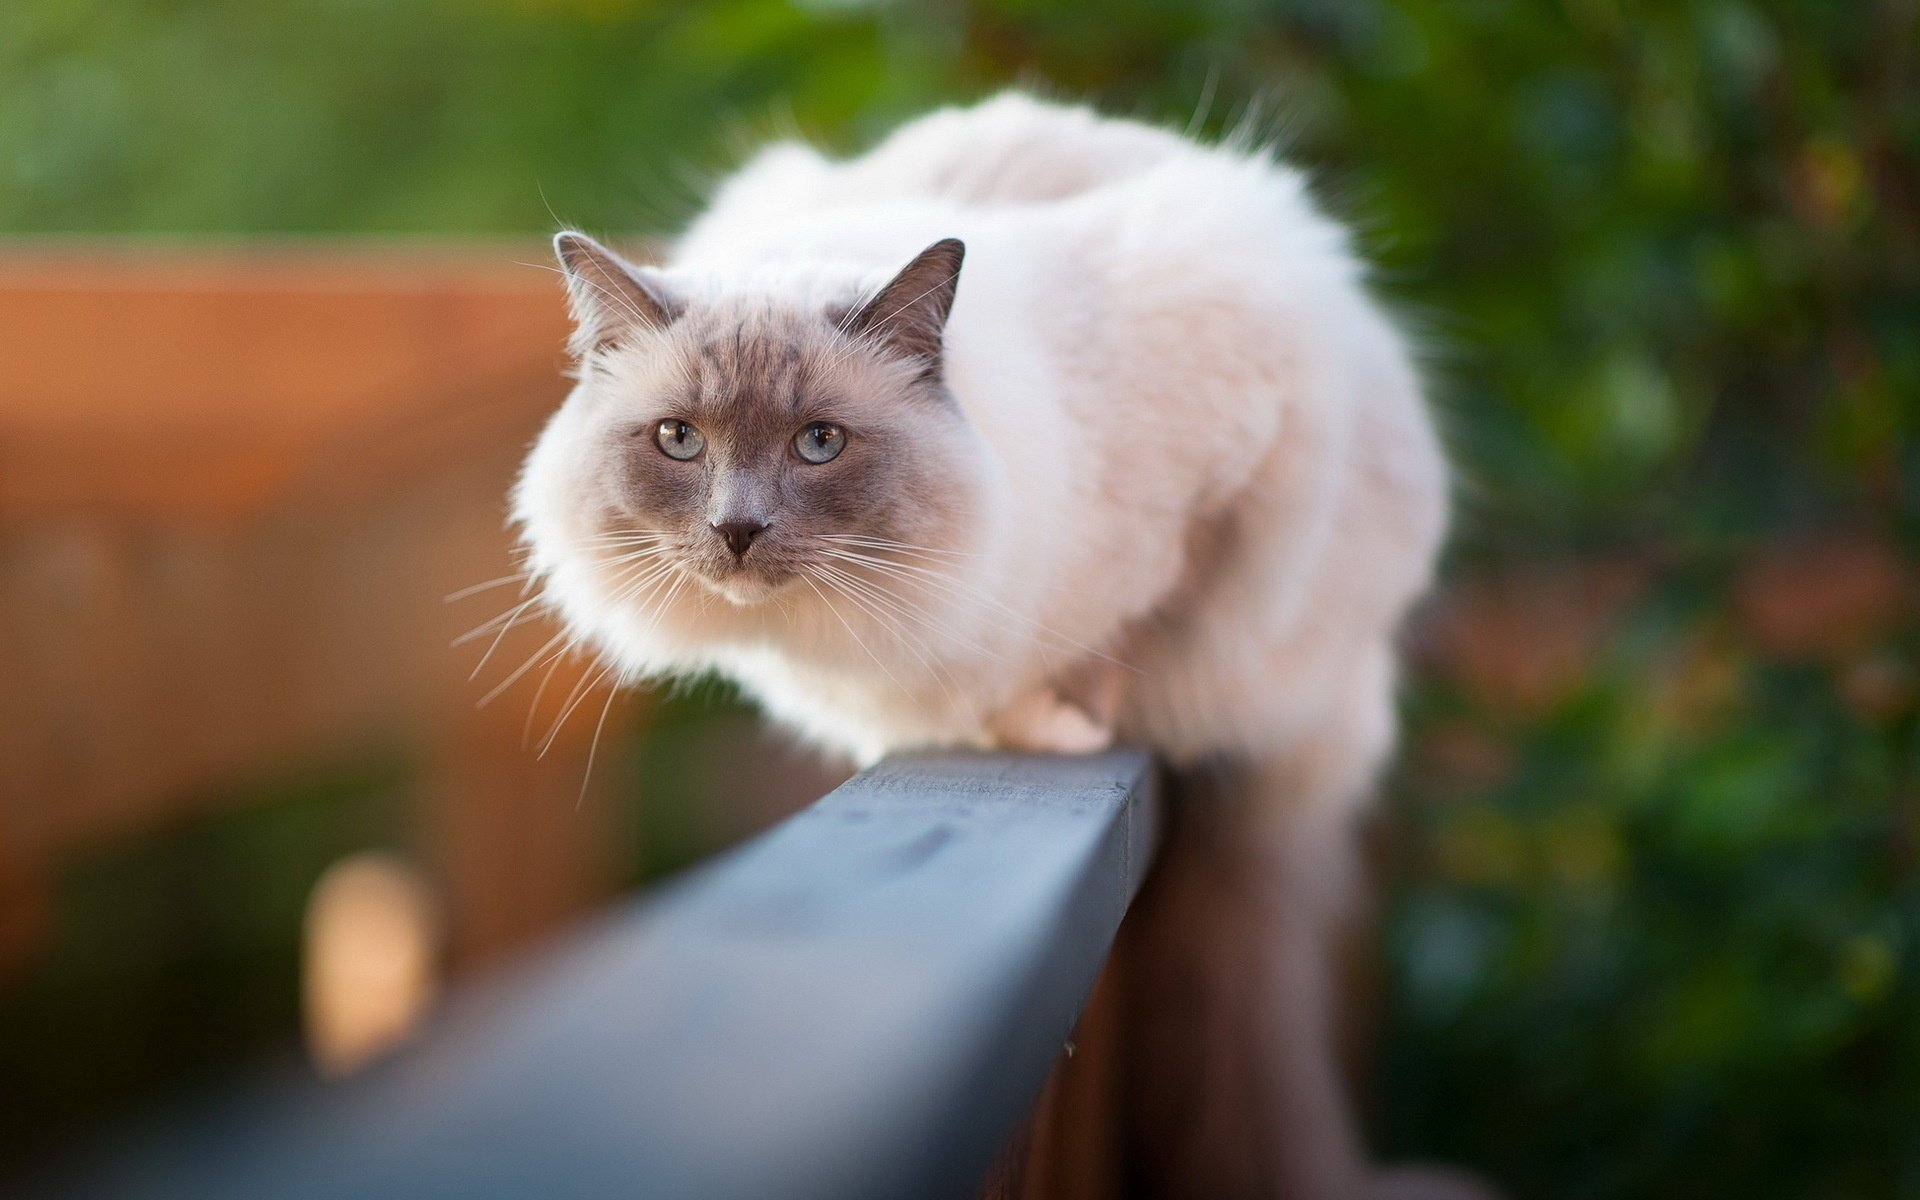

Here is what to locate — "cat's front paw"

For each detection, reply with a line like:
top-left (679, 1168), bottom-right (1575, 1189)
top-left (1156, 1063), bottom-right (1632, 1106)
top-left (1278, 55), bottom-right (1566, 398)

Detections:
top-left (989, 688), bottom-right (1114, 755)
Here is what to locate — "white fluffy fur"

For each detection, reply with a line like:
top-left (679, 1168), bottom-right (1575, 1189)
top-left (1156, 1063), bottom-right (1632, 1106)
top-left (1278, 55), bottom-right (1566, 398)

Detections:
top-left (519, 92), bottom-right (1447, 779)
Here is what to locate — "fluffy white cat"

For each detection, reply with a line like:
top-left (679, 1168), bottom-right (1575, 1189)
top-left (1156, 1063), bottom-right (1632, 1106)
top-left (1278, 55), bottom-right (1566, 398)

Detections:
top-left (516, 93), bottom-right (1464, 1198)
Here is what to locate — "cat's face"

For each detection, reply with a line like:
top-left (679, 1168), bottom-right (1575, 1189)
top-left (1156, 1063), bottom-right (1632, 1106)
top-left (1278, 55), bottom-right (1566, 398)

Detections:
top-left (518, 233), bottom-right (984, 616)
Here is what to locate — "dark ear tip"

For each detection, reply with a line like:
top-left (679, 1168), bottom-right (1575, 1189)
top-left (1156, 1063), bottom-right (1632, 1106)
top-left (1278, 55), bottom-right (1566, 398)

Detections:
top-left (933, 237), bottom-right (965, 263)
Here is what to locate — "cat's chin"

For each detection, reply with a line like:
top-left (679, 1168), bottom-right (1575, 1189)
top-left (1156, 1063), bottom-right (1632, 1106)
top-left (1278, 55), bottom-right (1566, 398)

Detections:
top-left (694, 570), bottom-right (795, 607)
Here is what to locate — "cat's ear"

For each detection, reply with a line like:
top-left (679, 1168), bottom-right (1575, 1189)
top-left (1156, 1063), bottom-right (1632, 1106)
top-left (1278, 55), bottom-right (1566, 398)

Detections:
top-left (553, 231), bottom-right (679, 355)
top-left (843, 238), bottom-right (965, 377)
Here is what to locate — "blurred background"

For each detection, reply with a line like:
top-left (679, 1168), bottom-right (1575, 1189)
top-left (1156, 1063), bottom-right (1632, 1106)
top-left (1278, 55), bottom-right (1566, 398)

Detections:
top-left (1, 0), bottom-right (1915, 1196)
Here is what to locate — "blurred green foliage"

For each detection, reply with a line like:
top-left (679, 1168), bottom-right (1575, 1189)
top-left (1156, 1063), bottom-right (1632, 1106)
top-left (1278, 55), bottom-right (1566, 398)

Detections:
top-left (4, 0), bottom-right (1917, 1195)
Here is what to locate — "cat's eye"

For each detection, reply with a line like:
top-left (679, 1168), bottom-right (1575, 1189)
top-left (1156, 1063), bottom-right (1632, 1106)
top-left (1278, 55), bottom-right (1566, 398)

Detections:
top-left (793, 421), bottom-right (846, 464)
top-left (654, 419), bottom-right (705, 461)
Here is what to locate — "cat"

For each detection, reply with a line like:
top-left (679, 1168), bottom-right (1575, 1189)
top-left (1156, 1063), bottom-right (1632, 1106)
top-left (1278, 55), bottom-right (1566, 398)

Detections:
top-left (516, 92), bottom-right (1472, 1199)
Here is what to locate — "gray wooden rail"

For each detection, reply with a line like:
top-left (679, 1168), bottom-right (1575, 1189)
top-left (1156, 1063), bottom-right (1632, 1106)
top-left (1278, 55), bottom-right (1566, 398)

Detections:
top-left (53, 750), bottom-right (1160, 1200)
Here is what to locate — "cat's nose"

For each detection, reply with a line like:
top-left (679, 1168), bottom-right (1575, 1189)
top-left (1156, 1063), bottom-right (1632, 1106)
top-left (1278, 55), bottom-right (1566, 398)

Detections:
top-left (713, 519), bottom-right (768, 558)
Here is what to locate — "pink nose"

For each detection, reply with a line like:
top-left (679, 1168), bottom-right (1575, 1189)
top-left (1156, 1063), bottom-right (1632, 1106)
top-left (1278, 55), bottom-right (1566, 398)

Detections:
top-left (713, 520), bottom-right (767, 557)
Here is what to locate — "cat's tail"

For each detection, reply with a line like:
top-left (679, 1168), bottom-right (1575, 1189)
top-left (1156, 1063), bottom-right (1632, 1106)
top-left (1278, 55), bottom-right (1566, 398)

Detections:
top-left (1116, 753), bottom-right (1375, 1198)
top-left (1112, 742), bottom-right (1502, 1198)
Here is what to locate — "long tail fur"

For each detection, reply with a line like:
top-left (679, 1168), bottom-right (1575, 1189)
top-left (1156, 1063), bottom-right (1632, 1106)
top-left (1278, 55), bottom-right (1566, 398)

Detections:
top-left (1117, 756), bottom-right (1371, 1199)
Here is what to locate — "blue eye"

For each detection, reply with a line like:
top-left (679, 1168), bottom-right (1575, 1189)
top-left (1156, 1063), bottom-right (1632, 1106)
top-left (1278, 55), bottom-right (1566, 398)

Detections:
top-left (793, 421), bottom-right (846, 464)
top-left (655, 419), bottom-right (704, 461)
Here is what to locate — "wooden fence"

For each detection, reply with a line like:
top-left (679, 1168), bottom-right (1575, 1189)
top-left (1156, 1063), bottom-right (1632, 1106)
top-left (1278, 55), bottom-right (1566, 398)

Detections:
top-left (0, 243), bottom-right (629, 977)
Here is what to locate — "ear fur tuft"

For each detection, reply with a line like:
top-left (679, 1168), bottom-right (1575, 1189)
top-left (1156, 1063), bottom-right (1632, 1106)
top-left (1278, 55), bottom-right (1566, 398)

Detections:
top-left (553, 231), bottom-right (679, 355)
top-left (843, 238), bottom-right (966, 378)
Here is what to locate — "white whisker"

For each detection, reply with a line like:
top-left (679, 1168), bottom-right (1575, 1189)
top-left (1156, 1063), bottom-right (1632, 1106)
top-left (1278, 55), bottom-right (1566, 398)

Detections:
top-left (443, 572), bottom-right (533, 603)
top-left (817, 534), bottom-right (980, 560)
top-left (523, 645), bottom-right (575, 748)
top-left (534, 562), bottom-right (691, 757)
top-left (476, 628), bottom-right (569, 709)
top-left (821, 547), bottom-right (1137, 673)
top-left (577, 683), bottom-right (622, 810)
top-left (813, 563), bottom-right (962, 705)
top-left (453, 595), bottom-right (541, 649)
top-left (801, 570), bottom-right (913, 699)
top-left (814, 560), bottom-right (1007, 667)
top-left (537, 661), bottom-right (614, 760)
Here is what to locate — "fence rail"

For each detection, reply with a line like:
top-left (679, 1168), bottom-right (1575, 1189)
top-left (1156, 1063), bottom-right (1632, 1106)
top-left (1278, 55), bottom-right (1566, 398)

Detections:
top-left (59, 750), bottom-right (1160, 1200)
